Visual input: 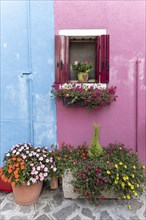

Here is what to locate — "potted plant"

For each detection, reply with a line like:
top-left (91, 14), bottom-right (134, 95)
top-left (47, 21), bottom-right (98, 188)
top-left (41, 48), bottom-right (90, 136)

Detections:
top-left (60, 124), bottom-right (145, 208)
top-left (72, 60), bottom-right (93, 82)
top-left (51, 83), bottom-right (118, 111)
top-left (0, 143), bottom-right (57, 205)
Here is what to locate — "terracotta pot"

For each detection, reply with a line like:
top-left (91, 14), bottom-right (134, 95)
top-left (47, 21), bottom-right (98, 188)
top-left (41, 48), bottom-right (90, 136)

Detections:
top-left (50, 175), bottom-right (58, 189)
top-left (12, 182), bottom-right (43, 205)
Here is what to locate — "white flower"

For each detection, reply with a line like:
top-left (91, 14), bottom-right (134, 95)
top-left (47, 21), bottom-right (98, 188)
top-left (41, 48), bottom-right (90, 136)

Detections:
top-left (27, 181), bottom-right (30, 186)
top-left (39, 157), bottom-right (43, 161)
top-left (36, 154), bottom-right (39, 157)
top-left (74, 61), bottom-right (78, 65)
top-left (6, 153), bottom-right (10, 157)
top-left (22, 155), bottom-right (26, 159)
top-left (13, 150), bottom-right (16, 154)
top-left (46, 159), bottom-right (49, 163)
top-left (37, 166), bottom-right (41, 171)
top-left (53, 167), bottom-right (57, 172)
top-left (44, 173), bottom-right (48, 177)
top-left (26, 151), bottom-right (29, 154)
top-left (37, 149), bottom-right (41, 152)
top-left (29, 153), bottom-right (32, 157)
top-left (50, 157), bottom-right (53, 163)
top-left (16, 152), bottom-right (20, 155)
top-left (44, 167), bottom-right (48, 172)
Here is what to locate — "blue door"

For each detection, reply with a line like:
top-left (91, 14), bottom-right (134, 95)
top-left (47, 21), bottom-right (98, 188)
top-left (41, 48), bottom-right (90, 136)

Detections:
top-left (1, 1), bottom-right (33, 165)
top-left (0, 0), bottom-right (56, 166)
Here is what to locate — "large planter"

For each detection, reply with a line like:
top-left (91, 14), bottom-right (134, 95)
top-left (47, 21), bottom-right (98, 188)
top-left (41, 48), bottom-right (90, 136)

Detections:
top-left (62, 169), bottom-right (117, 199)
top-left (0, 177), bottom-right (12, 192)
top-left (12, 182), bottom-right (43, 205)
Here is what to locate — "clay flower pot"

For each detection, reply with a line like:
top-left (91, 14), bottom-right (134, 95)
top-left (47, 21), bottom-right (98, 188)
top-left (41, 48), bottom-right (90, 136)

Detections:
top-left (78, 71), bottom-right (89, 82)
top-left (50, 174), bottom-right (58, 189)
top-left (12, 182), bottom-right (43, 205)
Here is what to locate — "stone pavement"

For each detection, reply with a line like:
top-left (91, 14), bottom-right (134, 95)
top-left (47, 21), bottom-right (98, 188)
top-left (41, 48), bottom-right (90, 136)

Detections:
top-left (0, 188), bottom-right (146, 220)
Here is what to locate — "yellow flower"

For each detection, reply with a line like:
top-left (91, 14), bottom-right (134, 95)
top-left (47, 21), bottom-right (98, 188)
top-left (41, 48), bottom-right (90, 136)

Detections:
top-left (116, 176), bottom-right (119, 180)
top-left (136, 184), bottom-right (140, 188)
top-left (142, 166), bottom-right (145, 169)
top-left (65, 88), bottom-right (69, 90)
top-left (133, 191), bottom-right (138, 196)
top-left (130, 185), bottom-right (134, 190)
top-left (114, 180), bottom-right (118, 184)
top-left (131, 174), bottom-right (135, 178)
top-left (119, 162), bottom-right (123, 165)
top-left (128, 205), bottom-right (131, 209)
top-left (115, 164), bottom-right (118, 169)
top-left (127, 195), bottom-right (131, 200)
top-left (65, 94), bottom-right (69, 97)
top-left (124, 165), bottom-right (127, 169)
top-left (123, 176), bottom-right (127, 181)
top-left (121, 182), bottom-right (125, 188)
top-left (133, 165), bottom-right (136, 169)
top-left (123, 176), bottom-right (129, 181)
top-left (106, 170), bottom-right (111, 175)
top-left (128, 182), bottom-right (131, 186)
top-left (123, 195), bottom-right (126, 199)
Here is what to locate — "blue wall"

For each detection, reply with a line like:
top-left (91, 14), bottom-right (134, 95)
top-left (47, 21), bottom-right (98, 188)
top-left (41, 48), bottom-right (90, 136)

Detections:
top-left (0, 0), bottom-right (56, 166)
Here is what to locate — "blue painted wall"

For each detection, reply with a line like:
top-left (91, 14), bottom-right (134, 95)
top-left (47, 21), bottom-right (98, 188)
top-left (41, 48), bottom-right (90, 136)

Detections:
top-left (0, 0), bottom-right (56, 166)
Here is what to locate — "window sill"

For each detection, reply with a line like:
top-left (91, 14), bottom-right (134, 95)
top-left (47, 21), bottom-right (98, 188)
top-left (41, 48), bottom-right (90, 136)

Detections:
top-left (60, 82), bottom-right (107, 89)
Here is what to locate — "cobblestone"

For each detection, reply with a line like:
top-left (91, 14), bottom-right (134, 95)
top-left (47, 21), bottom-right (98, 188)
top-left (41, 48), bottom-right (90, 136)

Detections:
top-left (0, 189), bottom-right (145, 220)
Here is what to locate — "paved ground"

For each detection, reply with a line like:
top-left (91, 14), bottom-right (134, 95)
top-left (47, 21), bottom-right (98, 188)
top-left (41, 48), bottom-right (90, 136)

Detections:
top-left (0, 187), bottom-right (145, 220)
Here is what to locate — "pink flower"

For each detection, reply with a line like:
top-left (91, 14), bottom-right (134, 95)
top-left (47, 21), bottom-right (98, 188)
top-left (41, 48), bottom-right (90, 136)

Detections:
top-left (44, 167), bottom-right (48, 172)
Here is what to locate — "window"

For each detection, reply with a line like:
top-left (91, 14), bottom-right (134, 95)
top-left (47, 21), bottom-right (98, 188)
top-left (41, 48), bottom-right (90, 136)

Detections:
top-left (55, 30), bottom-right (110, 84)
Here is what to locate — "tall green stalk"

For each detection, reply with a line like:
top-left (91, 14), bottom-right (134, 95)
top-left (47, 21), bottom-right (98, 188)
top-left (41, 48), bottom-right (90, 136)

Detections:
top-left (88, 123), bottom-right (103, 158)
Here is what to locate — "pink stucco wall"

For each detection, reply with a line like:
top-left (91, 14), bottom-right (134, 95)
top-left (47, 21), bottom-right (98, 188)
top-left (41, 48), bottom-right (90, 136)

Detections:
top-left (54, 0), bottom-right (146, 164)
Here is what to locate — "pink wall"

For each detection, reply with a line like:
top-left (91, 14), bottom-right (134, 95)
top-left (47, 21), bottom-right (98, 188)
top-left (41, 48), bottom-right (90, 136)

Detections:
top-left (55, 0), bottom-right (146, 164)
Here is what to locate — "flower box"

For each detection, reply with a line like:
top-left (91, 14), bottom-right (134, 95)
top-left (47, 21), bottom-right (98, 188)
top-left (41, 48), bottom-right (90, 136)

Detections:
top-left (62, 169), bottom-right (117, 200)
top-left (62, 97), bottom-right (87, 107)
top-left (51, 83), bottom-right (117, 111)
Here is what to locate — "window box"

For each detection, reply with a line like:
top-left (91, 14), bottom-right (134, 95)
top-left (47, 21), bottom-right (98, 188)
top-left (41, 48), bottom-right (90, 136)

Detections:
top-left (62, 97), bottom-right (87, 107)
top-left (51, 83), bottom-right (117, 111)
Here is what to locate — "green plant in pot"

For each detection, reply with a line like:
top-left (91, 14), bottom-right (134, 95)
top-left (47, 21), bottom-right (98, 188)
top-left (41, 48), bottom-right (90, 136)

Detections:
top-left (71, 124), bottom-right (145, 207)
top-left (72, 60), bottom-right (93, 82)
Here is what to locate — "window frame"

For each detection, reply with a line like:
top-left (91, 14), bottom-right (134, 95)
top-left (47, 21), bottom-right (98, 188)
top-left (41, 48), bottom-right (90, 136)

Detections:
top-left (55, 29), bottom-right (109, 85)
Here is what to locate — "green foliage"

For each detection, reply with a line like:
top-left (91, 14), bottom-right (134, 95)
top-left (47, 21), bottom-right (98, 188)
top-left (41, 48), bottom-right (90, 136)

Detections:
top-left (50, 143), bottom-right (88, 176)
top-left (72, 60), bottom-right (93, 72)
top-left (71, 143), bottom-right (145, 205)
top-left (88, 123), bottom-right (103, 158)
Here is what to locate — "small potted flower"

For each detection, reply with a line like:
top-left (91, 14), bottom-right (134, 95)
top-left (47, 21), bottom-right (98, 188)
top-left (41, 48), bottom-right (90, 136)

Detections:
top-left (0, 143), bottom-right (57, 205)
top-left (72, 60), bottom-right (93, 82)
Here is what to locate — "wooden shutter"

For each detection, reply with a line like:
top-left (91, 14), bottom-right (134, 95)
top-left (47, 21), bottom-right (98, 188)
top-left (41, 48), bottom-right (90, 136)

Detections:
top-left (96, 36), bottom-right (100, 83)
top-left (100, 35), bottom-right (110, 83)
top-left (96, 35), bottom-right (110, 83)
top-left (55, 35), bottom-right (69, 83)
